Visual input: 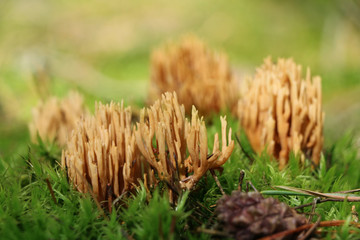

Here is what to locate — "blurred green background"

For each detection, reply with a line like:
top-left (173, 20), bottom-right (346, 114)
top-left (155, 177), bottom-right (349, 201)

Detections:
top-left (0, 0), bottom-right (359, 158)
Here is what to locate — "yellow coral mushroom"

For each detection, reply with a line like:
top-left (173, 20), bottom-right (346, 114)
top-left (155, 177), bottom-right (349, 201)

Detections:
top-left (29, 91), bottom-right (87, 146)
top-left (149, 36), bottom-right (238, 115)
top-left (135, 92), bottom-right (234, 190)
top-left (61, 101), bottom-right (141, 202)
top-left (238, 57), bottom-right (324, 169)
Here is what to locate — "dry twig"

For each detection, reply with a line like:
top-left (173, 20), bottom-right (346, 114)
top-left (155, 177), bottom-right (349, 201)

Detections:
top-left (237, 170), bottom-right (245, 191)
top-left (45, 178), bottom-right (57, 204)
top-left (259, 220), bottom-right (360, 240)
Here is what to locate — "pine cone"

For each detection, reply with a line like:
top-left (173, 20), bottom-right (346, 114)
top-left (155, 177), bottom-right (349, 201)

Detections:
top-left (216, 191), bottom-right (307, 240)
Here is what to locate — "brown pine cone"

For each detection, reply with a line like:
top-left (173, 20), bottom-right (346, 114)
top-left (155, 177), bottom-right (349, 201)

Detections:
top-left (216, 191), bottom-right (307, 240)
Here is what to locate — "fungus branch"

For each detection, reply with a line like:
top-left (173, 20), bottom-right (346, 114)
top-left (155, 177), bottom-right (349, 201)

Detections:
top-left (136, 92), bottom-right (234, 191)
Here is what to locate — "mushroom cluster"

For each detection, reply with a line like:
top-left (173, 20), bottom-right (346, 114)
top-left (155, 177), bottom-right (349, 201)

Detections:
top-left (136, 92), bottom-right (234, 190)
top-left (238, 58), bottom-right (324, 168)
top-left (29, 91), bottom-right (87, 146)
top-left (61, 92), bottom-right (234, 202)
top-left (61, 101), bottom-right (141, 202)
top-left (149, 36), bottom-right (238, 115)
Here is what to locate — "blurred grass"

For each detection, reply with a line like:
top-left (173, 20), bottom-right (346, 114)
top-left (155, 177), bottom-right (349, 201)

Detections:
top-left (0, 0), bottom-right (359, 156)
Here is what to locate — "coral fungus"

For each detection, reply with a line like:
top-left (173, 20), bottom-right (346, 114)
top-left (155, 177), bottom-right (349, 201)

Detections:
top-left (135, 92), bottom-right (234, 190)
top-left (61, 101), bottom-right (141, 202)
top-left (29, 91), bottom-right (87, 146)
top-left (149, 36), bottom-right (238, 115)
top-left (238, 57), bottom-right (324, 168)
